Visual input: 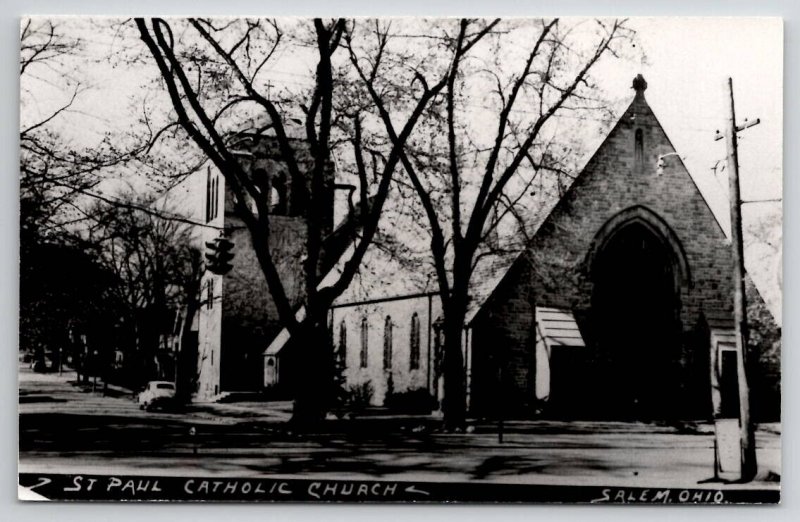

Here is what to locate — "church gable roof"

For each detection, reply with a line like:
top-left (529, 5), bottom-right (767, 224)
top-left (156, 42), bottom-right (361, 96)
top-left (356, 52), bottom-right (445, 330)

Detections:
top-left (465, 74), bottom-right (729, 324)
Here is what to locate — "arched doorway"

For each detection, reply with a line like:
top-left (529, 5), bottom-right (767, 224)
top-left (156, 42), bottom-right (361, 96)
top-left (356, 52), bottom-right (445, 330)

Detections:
top-left (589, 218), bottom-right (685, 420)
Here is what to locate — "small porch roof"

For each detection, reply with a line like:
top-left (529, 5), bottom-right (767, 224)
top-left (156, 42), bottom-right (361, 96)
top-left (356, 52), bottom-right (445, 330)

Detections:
top-left (536, 307), bottom-right (586, 348)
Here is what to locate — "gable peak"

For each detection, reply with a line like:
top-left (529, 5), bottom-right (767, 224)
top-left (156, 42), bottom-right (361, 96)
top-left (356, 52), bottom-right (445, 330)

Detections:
top-left (632, 74), bottom-right (648, 95)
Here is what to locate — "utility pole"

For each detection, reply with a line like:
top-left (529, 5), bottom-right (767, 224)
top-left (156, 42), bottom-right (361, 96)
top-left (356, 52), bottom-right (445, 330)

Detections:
top-left (715, 77), bottom-right (759, 481)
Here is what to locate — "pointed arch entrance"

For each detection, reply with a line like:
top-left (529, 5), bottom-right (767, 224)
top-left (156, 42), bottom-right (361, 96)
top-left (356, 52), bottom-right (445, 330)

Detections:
top-left (585, 206), bottom-right (690, 420)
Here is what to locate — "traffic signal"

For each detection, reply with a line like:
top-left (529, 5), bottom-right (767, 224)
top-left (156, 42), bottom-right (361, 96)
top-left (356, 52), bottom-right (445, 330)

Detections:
top-left (205, 235), bottom-right (235, 275)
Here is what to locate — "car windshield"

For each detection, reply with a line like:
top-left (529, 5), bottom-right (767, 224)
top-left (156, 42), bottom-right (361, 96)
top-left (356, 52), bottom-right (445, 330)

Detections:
top-left (156, 383), bottom-right (175, 390)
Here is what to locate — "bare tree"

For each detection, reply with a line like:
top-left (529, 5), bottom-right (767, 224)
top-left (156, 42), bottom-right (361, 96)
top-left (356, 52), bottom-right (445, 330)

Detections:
top-left (135, 17), bottom-right (461, 425)
top-left (21, 19), bottom-right (89, 236)
top-left (81, 194), bottom-right (203, 389)
top-left (355, 18), bottom-right (634, 426)
top-left (19, 19), bottom-right (160, 237)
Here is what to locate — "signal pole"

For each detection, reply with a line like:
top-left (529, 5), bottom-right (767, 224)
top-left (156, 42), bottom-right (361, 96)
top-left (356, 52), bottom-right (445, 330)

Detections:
top-left (716, 77), bottom-right (759, 481)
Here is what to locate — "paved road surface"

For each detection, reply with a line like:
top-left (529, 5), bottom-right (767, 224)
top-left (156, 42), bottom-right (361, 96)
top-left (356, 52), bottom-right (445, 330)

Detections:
top-left (18, 364), bottom-right (781, 489)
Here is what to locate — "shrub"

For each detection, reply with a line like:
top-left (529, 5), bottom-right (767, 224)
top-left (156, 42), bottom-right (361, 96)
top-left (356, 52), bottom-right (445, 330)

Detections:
top-left (384, 387), bottom-right (437, 414)
top-left (346, 381), bottom-right (374, 410)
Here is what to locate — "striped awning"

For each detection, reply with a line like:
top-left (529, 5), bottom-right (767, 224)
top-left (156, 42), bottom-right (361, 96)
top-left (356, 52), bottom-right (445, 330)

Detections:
top-left (536, 307), bottom-right (586, 348)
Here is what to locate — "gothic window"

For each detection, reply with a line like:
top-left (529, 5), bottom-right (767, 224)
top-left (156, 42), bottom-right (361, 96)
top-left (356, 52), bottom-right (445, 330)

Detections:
top-left (360, 317), bottom-right (368, 368)
top-left (635, 128), bottom-right (644, 171)
top-left (409, 313), bottom-right (421, 370)
top-left (338, 320), bottom-right (347, 364)
top-left (383, 316), bottom-right (393, 371)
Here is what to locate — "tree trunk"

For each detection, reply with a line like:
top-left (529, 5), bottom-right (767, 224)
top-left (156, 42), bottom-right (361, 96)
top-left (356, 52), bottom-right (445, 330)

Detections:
top-left (442, 298), bottom-right (468, 429)
top-left (289, 318), bottom-right (335, 431)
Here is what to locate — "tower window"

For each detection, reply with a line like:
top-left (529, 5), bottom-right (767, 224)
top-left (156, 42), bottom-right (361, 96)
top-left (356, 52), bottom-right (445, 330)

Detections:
top-left (634, 128), bottom-right (644, 172)
top-left (409, 313), bottom-right (421, 370)
top-left (360, 317), bottom-right (368, 368)
top-left (383, 316), bottom-right (393, 371)
top-left (290, 173), bottom-right (309, 217)
top-left (272, 172), bottom-right (287, 214)
top-left (205, 170), bottom-right (211, 222)
top-left (214, 177), bottom-right (219, 218)
top-left (206, 169), bottom-right (220, 222)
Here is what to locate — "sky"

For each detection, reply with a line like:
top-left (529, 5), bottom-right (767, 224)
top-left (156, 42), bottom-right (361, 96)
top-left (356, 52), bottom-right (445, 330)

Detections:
top-left (628, 18), bottom-right (782, 213)
top-left (623, 18), bottom-right (783, 317)
top-left (19, 16), bottom-right (784, 318)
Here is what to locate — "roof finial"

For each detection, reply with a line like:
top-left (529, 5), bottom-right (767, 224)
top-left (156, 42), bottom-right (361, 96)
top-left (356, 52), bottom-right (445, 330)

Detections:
top-left (632, 74), bottom-right (647, 94)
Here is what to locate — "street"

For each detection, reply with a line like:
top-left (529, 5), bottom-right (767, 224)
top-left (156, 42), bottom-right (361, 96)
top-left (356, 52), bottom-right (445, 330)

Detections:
top-left (18, 363), bottom-right (781, 489)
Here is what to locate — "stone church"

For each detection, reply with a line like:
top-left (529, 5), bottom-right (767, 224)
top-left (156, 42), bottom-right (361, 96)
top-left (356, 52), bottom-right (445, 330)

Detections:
top-left (165, 75), bottom-right (780, 421)
top-left (326, 75), bottom-right (779, 421)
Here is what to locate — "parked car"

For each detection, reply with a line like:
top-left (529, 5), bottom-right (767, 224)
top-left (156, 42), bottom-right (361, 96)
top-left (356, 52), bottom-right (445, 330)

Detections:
top-left (137, 381), bottom-right (176, 411)
top-left (30, 359), bottom-right (48, 373)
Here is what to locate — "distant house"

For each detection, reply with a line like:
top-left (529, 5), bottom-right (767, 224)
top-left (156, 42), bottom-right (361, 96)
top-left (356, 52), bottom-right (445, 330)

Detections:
top-left (162, 75), bottom-right (780, 421)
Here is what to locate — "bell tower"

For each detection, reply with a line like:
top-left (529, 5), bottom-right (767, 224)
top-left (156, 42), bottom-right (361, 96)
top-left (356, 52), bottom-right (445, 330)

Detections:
top-left (206, 134), bottom-right (336, 396)
top-left (247, 135), bottom-right (335, 237)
